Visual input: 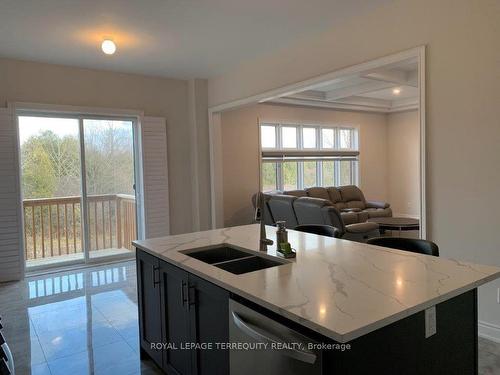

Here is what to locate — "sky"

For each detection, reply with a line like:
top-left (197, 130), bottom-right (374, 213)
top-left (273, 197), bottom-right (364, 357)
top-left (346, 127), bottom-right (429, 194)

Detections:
top-left (18, 116), bottom-right (79, 144)
top-left (18, 116), bottom-right (133, 144)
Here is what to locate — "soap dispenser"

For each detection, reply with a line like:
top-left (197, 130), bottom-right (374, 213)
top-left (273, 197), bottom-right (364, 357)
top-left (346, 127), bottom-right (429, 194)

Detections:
top-left (276, 221), bottom-right (296, 258)
top-left (276, 221), bottom-right (288, 247)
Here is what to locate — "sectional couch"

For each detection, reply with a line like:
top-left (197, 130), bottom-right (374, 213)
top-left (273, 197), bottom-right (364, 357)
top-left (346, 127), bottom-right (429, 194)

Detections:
top-left (282, 185), bottom-right (392, 225)
top-left (254, 185), bottom-right (390, 242)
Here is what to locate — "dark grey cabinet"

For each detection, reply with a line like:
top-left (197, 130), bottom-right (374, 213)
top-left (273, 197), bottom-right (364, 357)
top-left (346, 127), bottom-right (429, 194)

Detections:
top-left (189, 273), bottom-right (230, 375)
top-left (136, 249), bottom-right (229, 375)
top-left (160, 260), bottom-right (193, 375)
top-left (136, 249), bottom-right (163, 366)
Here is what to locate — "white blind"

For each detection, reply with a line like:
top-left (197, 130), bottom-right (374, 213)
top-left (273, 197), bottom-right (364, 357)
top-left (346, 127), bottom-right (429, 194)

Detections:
top-left (262, 149), bottom-right (359, 162)
top-left (0, 108), bottom-right (24, 281)
top-left (141, 116), bottom-right (170, 238)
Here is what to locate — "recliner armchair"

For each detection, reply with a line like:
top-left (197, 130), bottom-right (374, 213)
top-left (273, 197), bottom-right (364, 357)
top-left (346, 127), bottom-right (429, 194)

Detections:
top-left (267, 194), bottom-right (298, 228)
top-left (292, 197), bottom-right (379, 242)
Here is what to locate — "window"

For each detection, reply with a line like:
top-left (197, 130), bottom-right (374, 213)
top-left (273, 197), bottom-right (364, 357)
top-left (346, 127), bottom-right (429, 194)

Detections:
top-left (339, 128), bottom-right (357, 149)
top-left (260, 123), bottom-right (359, 192)
top-left (283, 162), bottom-right (298, 190)
top-left (303, 161), bottom-right (317, 188)
top-left (321, 160), bottom-right (335, 186)
top-left (281, 126), bottom-right (297, 148)
top-left (302, 127), bottom-right (317, 148)
top-left (260, 125), bottom-right (276, 148)
top-left (261, 162), bottom-right (277, 191)
top-left (321, 128), bottom-right (335, 149)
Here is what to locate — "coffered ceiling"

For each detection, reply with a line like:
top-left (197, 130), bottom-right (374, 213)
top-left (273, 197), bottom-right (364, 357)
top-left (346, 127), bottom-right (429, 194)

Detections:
top-left (266, 58), bottom-right (419, 113)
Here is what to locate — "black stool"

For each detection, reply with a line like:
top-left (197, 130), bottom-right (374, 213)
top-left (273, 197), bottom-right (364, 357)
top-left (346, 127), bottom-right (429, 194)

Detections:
top-left (367, 237), bottom-right (439, 256)
top-left (294, 224), bottom-right (341, 238)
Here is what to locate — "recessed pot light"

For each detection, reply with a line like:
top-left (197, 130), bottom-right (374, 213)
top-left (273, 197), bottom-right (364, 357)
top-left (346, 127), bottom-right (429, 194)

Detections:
top-left (101, 39), bottom-right (117, 55)
top-left (392, 88), bottom-right (401, 95)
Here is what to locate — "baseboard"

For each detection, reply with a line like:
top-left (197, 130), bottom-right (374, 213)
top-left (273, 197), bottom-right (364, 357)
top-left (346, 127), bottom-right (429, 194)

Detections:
top-left (479, 320), bottom-right (500, 343)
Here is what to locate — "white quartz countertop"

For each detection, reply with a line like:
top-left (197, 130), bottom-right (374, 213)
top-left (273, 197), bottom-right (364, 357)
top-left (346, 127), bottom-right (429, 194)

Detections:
top-left (133, 225), bottom-right (500, 343)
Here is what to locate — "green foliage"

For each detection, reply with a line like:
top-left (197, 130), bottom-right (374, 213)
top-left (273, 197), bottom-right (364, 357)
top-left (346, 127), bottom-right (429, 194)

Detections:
top-left (283, 162), bottom-right (297, 190)
top-left (303, 161), bottom-right (317, 188)
top-left (322, 161), bottom-right (335, 186)
top-left (21, 123), bottom-right (134, 200)
top-left (21, 134), bottom-right (57, 198)
top-left (261, 162), bottom-right (277, 191)
top-left (340, 160), bottom-right (352, 186)
top-left (21, 131), bottom-right (80, 199)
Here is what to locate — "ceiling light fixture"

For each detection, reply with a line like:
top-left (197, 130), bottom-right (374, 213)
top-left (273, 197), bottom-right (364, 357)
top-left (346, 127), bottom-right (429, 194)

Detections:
top-left (101, 39), bottom-right (117, 55)
top-left (392, 88), bottom-right (401, 95)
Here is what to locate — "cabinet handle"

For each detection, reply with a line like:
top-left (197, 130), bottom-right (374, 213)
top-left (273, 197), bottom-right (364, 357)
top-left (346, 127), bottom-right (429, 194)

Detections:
top-left (188, 285), bottom-right (196, 310)
top-left (181, 281), bottom-right (188, 305)
top-left (152, 265), bottom-right (160, 288)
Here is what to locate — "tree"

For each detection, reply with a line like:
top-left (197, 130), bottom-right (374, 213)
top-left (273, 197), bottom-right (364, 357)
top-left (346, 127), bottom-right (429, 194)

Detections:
top-left (21, 131), bottom-right (80, 199)
top-left (84, 121), bottom-right (134, 196)
top-left (21, 123), bottom-right (135, 199)
top-left (21, 135), bottom-right (56, 199)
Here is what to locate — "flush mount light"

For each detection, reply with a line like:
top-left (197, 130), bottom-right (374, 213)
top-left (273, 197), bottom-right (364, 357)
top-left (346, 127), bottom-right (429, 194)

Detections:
top-left (392, 88), bottom-right (401, 95)
top-left (101, 39), bottom-right (117, 55)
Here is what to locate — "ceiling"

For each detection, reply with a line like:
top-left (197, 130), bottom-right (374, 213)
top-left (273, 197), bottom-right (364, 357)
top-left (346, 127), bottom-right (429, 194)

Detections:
top-left (265, 58), bottom-right (419, 113)
top-left (0, 0), bottom-right (391, 79)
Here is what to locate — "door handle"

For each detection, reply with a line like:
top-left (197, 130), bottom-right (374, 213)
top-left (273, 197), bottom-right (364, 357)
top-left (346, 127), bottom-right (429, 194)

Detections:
top-left (231, 311), bottom-right (317, 364)
top-left (152, 265), bottom-right (160, 288)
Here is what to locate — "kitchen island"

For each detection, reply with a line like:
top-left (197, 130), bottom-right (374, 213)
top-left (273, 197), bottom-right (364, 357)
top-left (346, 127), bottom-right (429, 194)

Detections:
top-left (133, 224), bottom-right (500, 374)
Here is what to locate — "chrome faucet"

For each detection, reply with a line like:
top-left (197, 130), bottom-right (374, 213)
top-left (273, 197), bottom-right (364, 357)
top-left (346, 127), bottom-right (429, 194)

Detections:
top-left (255, 192), bottom-right (274, 252)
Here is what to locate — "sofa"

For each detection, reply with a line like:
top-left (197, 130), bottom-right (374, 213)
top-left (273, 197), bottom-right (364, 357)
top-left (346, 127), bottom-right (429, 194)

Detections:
top-left (281, 185), bottom-right (392, 224)
top-left (254, 193), bottom-right (380, 243)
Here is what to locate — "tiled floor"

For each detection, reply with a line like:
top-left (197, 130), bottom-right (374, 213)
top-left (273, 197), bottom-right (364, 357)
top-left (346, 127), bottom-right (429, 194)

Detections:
top-left (1, 260), bottom-right (500, 375)
top-left (0, 261), bottom-right (162, 375)
top-left (480, 337), bottom-right (500, 375)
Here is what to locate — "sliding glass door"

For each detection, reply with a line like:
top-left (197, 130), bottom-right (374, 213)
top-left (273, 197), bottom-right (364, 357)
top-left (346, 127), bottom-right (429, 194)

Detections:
top-left (19, 116), bottom-right (85, 268)
top-left (18, 114), bottom-right (139, 270)
top-left (82, 119), bottom-right (137, 261)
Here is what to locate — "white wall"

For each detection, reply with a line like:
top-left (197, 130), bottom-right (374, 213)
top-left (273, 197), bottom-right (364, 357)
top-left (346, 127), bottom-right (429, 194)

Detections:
top-left (220, 103), bottom-right (389, 227)
top-left (387, 110), bottom-right (420, 217)
top-left (0, 57), bottom-right (201, 235)
top-left (209, 0), bottom-right (500, 335)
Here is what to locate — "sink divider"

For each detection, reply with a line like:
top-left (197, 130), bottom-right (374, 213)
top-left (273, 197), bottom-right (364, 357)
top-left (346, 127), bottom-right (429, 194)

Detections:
top-left (209, 254), bottom-right (257, 267)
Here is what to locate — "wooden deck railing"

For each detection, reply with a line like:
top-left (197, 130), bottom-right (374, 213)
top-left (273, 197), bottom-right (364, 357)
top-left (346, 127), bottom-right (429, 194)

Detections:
top-left (23, 194), bottom-right (136, 261)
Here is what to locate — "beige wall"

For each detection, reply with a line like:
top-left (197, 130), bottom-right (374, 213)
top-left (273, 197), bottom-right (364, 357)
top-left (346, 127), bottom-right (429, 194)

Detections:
top-left (188, 79), bottom-right (212, 231)
top-left (387, 110), bottom-right (420, 217)
top-left (221, 103), bottom-right (388, 227)
top-left (0, 57), bottom-right (195, 234)
top-left (210, 0), bottom-right (500, 331)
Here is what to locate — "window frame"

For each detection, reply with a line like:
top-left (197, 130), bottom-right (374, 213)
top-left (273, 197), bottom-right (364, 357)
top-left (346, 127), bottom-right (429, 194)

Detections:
top-left (259, 122), bottom-right (359, 191)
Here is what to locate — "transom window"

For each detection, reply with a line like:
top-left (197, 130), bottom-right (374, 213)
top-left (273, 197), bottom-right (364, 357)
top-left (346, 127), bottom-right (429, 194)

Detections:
top-left (260, 123), bottom-right (359, 192)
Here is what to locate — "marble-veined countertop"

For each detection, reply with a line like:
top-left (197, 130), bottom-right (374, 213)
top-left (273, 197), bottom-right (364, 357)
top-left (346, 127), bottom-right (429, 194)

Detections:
top-left (133, 224), bottom-right (500, 343)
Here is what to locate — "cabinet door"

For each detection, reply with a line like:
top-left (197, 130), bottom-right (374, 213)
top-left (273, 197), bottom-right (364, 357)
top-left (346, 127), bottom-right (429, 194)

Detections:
top-left (136, 249), bottom-right (163, 366)
top-left (160, 260), bottom-right (193, 375)
top-left (188, 274), bottom-right (230, 375)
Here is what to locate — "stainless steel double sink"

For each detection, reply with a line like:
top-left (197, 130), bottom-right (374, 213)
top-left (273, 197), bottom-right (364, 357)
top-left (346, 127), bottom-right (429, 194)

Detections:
top-left (181, 246), bottom-right (289, 275)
